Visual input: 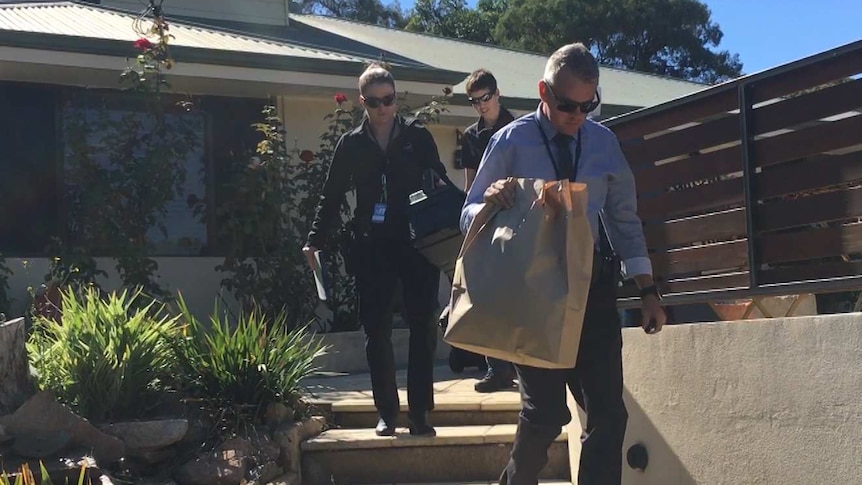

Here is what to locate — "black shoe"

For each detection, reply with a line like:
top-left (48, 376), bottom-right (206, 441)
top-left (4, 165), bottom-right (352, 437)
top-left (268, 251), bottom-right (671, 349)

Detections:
top-left (375, 415), bottom-right (397, 436)
top-left (407, 412), bottom-right (436, 437)
top-left (474, 371), bottom-right (516, 393)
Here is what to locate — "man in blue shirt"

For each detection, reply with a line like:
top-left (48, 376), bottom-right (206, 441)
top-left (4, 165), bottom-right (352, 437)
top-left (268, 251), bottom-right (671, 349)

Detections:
top-left (461, 43), bottom-right (667, 485)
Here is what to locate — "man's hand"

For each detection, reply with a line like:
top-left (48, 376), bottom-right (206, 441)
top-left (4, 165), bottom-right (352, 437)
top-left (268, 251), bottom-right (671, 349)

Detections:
top-left (302, 245), bottom-right (319, 272)
top-left (483, 177), bottom-right (517, 209)
top-left (641, 294), bottom-right (667, 334)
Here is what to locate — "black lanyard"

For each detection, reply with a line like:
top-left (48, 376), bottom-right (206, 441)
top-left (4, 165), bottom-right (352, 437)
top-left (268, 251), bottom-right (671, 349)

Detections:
top-left (535, 120), bottom-right (582, 181)
top-left (534, 116), bottom-right (616, 257)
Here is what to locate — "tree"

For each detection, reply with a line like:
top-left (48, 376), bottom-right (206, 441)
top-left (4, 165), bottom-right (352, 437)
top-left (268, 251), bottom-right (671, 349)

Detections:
top-left (493, 0), bottom-right (742, 84)
top-left (404, 0), bottom-right (498, 44)
top-left (291, 0), bottom-right (406, 27)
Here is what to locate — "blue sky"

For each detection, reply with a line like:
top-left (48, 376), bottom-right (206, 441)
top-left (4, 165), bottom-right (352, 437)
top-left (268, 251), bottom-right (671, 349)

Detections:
top-left (396, 0), bottom-right (862, 75)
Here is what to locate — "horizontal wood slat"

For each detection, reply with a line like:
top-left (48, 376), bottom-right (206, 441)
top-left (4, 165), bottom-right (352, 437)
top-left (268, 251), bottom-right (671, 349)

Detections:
top-left (618, 272), bottom-right (751, 298)
top-left (759, 223), bottom-right (862, 264)
top-left (644, 209), bottom-right (747, 249)
top-left (624, 115), bottom-right (740, 166)
top-left (611, 89), bottom-right (738, 141)
top-left (638, 178), bottom-right (744, 220)
top-left (756, 188), bottom-right (862, 232)
top-left (753, 77), bottom-right (862, 135)
top-left (760, 261), bottom-right (862, 286)
top-left (634, 145), bottom-right (741, 194)
top-left (751, 48), bottom-right (862, 104)
top-left (756, 152), bottom-right (862, 200)
top-left (753, 114), bottom-right (862, 168)
top-left (652, 240), bottom-right (749, 277)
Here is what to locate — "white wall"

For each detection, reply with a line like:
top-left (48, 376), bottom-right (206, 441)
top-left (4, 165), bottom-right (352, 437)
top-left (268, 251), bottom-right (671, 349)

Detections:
top-left (567, 314), bottom-right (862, 484)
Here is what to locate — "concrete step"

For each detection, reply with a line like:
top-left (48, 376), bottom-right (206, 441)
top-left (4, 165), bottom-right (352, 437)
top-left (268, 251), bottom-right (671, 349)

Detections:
top-left (301, 424), bottom-right (569, 485)
top-left (325, 395), bottom-right (521, 428)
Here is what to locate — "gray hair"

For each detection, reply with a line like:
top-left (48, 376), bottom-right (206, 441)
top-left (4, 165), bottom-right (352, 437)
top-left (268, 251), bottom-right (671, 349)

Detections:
top-left (359, 63), bottom-right (396, 95)
top-left (543, 43), bottom-right (600, 85)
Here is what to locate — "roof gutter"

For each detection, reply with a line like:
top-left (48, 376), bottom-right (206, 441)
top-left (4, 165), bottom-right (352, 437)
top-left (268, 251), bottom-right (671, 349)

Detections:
top-left (0, 30), bottom-right (468, 86)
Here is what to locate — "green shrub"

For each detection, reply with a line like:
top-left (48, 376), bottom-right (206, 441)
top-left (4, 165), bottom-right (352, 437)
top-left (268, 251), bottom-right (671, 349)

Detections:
top-left (1, 460), bottom-right (89, 485)
top-left (172, 294), bottom-right (328, 415)
top-left (26, 286), bottom-right (179, 422)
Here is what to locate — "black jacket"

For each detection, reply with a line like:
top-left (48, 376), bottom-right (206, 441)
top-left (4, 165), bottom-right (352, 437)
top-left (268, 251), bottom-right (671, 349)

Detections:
top-left (306, 115), bottom-right (446, 249)
top-left (460, 107), bottom-right (516, 170)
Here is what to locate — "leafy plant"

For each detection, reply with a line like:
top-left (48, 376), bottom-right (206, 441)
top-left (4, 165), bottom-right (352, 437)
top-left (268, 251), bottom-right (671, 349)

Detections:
top-left (172, 294), bottom-right (328, 417)
top-left (0, 460), bottom-right (89, 485)
top-left (26, 286), bottom-right (180, 422)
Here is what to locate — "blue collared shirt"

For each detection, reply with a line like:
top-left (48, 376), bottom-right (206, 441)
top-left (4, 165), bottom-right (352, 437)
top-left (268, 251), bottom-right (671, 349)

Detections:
top-left (461, 106), bottom-right (652, 279)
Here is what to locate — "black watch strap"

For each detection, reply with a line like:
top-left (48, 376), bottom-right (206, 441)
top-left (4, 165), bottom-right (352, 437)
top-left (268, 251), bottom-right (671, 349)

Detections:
top-left (639, 284), bottom-right (661, 299)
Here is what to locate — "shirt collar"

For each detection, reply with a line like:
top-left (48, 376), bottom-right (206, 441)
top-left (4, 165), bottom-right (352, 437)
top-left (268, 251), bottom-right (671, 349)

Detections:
top-left (477, 107), bottom-right (515, 133)
top-left (534, 103), bottom-right (583, 142)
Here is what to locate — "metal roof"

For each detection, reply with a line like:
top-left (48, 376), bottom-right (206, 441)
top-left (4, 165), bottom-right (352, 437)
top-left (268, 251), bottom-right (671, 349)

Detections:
top-left (291, 14), bottom-right (710, 108)
top-left (0, 2), bottom-right (363, 62)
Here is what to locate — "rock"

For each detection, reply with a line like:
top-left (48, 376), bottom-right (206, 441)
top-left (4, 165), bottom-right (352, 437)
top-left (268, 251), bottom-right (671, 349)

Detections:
top-left (0, 391), bottom-right (126, 463)
top-left (248, 461), bottom-right (283, 484)
top-left (130, 447), bottom-right (176, 464)
top-left (246, 432), bottom-right (280, 463)
top-left (0, 423), bottom-right (14, 446)
top-left (264, 403), bottom-right (294, 427)
top-left (173, 437), bottom-right (253, 485)
top-left (272, 416), bottom-right (326, 474)
top-left (12, 429), bottom-right (72, 458)
top-left (100, 419), bottom-right (188, 450)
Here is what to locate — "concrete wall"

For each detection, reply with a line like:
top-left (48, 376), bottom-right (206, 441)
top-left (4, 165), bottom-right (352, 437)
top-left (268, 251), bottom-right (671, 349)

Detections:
top-left (567, 314), bottom-right (862, 484)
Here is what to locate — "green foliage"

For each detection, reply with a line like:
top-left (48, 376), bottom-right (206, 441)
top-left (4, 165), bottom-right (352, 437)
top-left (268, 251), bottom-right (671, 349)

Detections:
top-left (493, 0), bottom-right (742, 83)
top-left (172, 294), bottom-right (328, 414)
top-left (405, 0), bottom-right (498, 43)
top-left (290, 0), bottom-right (405, 27)
top-left (0, 461), bottom-right (89, 485)
top-left (26, 286), bottom-right (180, 422)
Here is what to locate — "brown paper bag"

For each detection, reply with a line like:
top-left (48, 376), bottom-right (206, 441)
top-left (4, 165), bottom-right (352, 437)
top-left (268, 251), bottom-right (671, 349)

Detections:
top-left (444, 179), bottom-right (593, 369)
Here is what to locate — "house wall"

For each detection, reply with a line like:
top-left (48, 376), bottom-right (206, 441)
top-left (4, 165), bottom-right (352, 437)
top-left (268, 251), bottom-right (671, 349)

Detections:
top-left (566, 313), bottom-right (862, 484)
top-left (101, 0), bottom-right (291, 26)
top-left (3, 93), bottom-right (468, 324)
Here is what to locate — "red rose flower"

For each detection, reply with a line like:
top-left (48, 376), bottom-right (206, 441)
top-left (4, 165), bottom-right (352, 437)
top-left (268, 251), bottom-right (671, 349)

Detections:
top-left (133, 38), bottom-right (154, 51)
top-left (299, 150), bottom-right (315, 163)
top-left (334, 93), bottom-right (348, 105)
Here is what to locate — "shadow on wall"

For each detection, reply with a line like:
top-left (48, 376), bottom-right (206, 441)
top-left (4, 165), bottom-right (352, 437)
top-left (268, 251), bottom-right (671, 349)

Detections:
top-left (566, 388), bottom-right (697, 485)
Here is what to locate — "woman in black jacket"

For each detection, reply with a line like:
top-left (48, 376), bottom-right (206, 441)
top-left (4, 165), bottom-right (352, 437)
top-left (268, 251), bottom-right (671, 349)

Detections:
top-left (303, 63), bottom-right (446, 437)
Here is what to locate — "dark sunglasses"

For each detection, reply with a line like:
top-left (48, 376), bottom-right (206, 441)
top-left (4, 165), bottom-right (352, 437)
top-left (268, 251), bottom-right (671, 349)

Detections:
top-left (543, 80), bottom-right (600, 114)
top-left (361, 93), bottom-right (396, 108)
top-left (467, 91), bottom-right (495, 105)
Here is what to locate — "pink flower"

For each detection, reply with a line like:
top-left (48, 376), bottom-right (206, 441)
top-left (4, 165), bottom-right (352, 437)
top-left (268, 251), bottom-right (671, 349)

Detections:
top-left (299, 150), bottom-right (315, 163)
top-left (133, 38), bottom-right (154, 51)
top-left (334, 93), bottom-right (348, 105)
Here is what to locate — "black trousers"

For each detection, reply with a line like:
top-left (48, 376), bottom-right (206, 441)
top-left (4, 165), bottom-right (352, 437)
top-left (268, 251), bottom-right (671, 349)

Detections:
top-left (355, 238), bottom-right (441, 418)
top-left (501, 275), bottom-right (627, 485)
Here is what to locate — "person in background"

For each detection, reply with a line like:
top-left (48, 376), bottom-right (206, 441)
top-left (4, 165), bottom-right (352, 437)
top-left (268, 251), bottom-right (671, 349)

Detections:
top-left (460, 44), bottom-right (667, 484)
top-left (460, 68), bottom-right (518, 393)
top-left (303, 63), bottom-right (447, 437)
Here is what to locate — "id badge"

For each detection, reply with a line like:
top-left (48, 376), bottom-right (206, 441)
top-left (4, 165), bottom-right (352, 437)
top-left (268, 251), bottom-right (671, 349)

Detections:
top-left (372, 203), bottom-right (387, 224)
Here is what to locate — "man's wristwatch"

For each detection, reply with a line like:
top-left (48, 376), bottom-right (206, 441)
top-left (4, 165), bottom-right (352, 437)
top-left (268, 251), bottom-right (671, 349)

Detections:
top-left (639, 284), bottom-right (661, 300)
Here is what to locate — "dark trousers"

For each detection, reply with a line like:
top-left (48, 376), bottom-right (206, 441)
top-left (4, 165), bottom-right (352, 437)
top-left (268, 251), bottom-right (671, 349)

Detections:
top-left (486, 355), bottom-right (514, 377)
top-left (355, 238), bottom-right (441, 418)
top-left (501, 276), bottom-right (627, 485)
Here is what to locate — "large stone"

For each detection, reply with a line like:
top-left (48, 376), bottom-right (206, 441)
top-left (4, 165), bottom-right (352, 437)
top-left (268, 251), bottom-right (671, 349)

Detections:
top-left (264, 403), bottom-right (295, 427)
top-left (173, 437), bottom-right (252, 485)
top-left (272, 416), bottom-right (326, 474)
top-left (12, 429), bottom-right (72, 458)
top-left (265, 472), bottom-right (300, 485)
top-left (100, 419), bottom-right (189, 450)
top-left (0, 391), bottom-right (126, 463)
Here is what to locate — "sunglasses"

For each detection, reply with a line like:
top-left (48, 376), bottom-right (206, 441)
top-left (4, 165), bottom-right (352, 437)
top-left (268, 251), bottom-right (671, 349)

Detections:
top-left (361, 93), bottom-right (396, 108)
top-left (543, 80), bottom-right (600, 114)
top-left (467, 91), bottom-right (495, 105)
